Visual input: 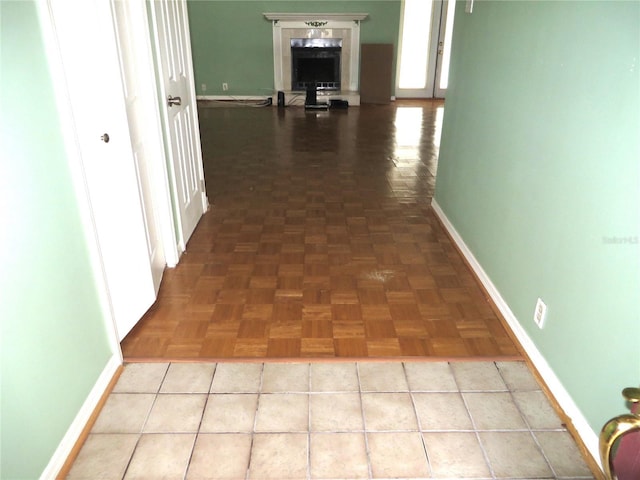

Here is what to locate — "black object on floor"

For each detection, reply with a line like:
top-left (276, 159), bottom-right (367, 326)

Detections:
top-left (329, 99), bottom-right (349, 109)
top-left (305, 86), bottom-right (317, 106)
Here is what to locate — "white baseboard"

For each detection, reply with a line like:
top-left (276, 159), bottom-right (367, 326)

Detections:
top-left (40, 354), bottom-right (122, 479)
top-left (196, 93), bottom-right (363, 106)
top-left (431, 199), bottom-right (601, 468)
top-left (197, 95), bottom-right (271, 101)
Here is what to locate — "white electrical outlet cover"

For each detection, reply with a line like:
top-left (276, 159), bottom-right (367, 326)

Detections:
top-left (534, 298), bottom-right (547, 328)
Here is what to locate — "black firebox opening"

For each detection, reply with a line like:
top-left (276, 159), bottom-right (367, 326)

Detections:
top-left (291, 38), bottom-right (341, 91)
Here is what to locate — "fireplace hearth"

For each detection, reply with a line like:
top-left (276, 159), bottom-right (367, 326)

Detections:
top-left (291, 38), bottom-right (341, 91)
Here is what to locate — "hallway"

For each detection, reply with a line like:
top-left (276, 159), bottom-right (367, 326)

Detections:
top-left (80, 104), bottom-right (599, 479)
top-left (121, 101), bottom-right (519, 360)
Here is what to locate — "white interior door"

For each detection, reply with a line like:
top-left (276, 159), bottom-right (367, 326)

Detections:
top-left (48, 0), bottom-right (156, 340)
top-left (149, 0), bottom-right (207, 250)
top-left (111, 0), bottom-right (168, 292)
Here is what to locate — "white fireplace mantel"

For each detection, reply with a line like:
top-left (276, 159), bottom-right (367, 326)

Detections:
top-left (263, 13), bottom-right (368, 23)
top-left (264, 12), bottom-right (369, 105)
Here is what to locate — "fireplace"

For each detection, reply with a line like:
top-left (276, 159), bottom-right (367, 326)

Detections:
top-left (264, 13), bottom-right (368, 105)
top-left (291, 38), bottom-right (341, 91)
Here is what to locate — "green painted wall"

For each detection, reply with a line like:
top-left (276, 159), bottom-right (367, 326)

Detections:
top-left (1, 2), bottom-right (114, 478)
top-left (436, 0), bottom-right (639, 433)
top-left (187, 0), bottom-right (401, 96)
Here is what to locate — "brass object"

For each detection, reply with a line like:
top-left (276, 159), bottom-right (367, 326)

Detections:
top-left (599, 387), bottom-right (640, 479)
top-left (622, 387), bottom-right (640, 402)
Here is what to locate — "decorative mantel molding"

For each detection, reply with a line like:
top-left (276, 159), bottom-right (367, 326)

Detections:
top-left (263, 13), bottom-right (368, 23)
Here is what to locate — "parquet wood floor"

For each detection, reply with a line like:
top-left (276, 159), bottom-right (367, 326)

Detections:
top-left (121, 100), bottom-right (521, 360)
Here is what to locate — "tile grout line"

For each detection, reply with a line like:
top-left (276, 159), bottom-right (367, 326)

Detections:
top-left (527, 425), bottom-right (562, 479)
top-left (307, 363), bottom-right (313, 480)
top-left (403, 361), bottom-right (433, 478)
top-left (496, 361), bottom-right (561, 479)
top-left (182, 362), bottom-right (218, 480)
top-left (453, 361), bottom-right (498, 480)
top-left (244, 362), bottom-right (265, 480)
top-left (307, 362), bottom-right (312, 480)
top-left (355, 362), bottom-right (374, 480)
top-left (120, 363), bottom-right (171, 480)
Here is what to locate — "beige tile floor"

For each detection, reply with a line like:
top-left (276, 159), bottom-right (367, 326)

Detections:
top-left (66, 361), bottom-right (596, 480)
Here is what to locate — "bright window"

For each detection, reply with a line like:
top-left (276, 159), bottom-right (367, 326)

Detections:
top-left (397, 0), bottom-right (434, 89)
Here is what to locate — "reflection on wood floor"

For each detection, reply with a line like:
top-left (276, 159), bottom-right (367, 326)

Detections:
top-left (121, 100), bottom-right (521, 360)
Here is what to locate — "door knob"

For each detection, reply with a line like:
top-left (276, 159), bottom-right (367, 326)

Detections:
top-left (167, 95), bottom-right (182, 107)
top-left (101, 133), bottom-right (110, 143)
